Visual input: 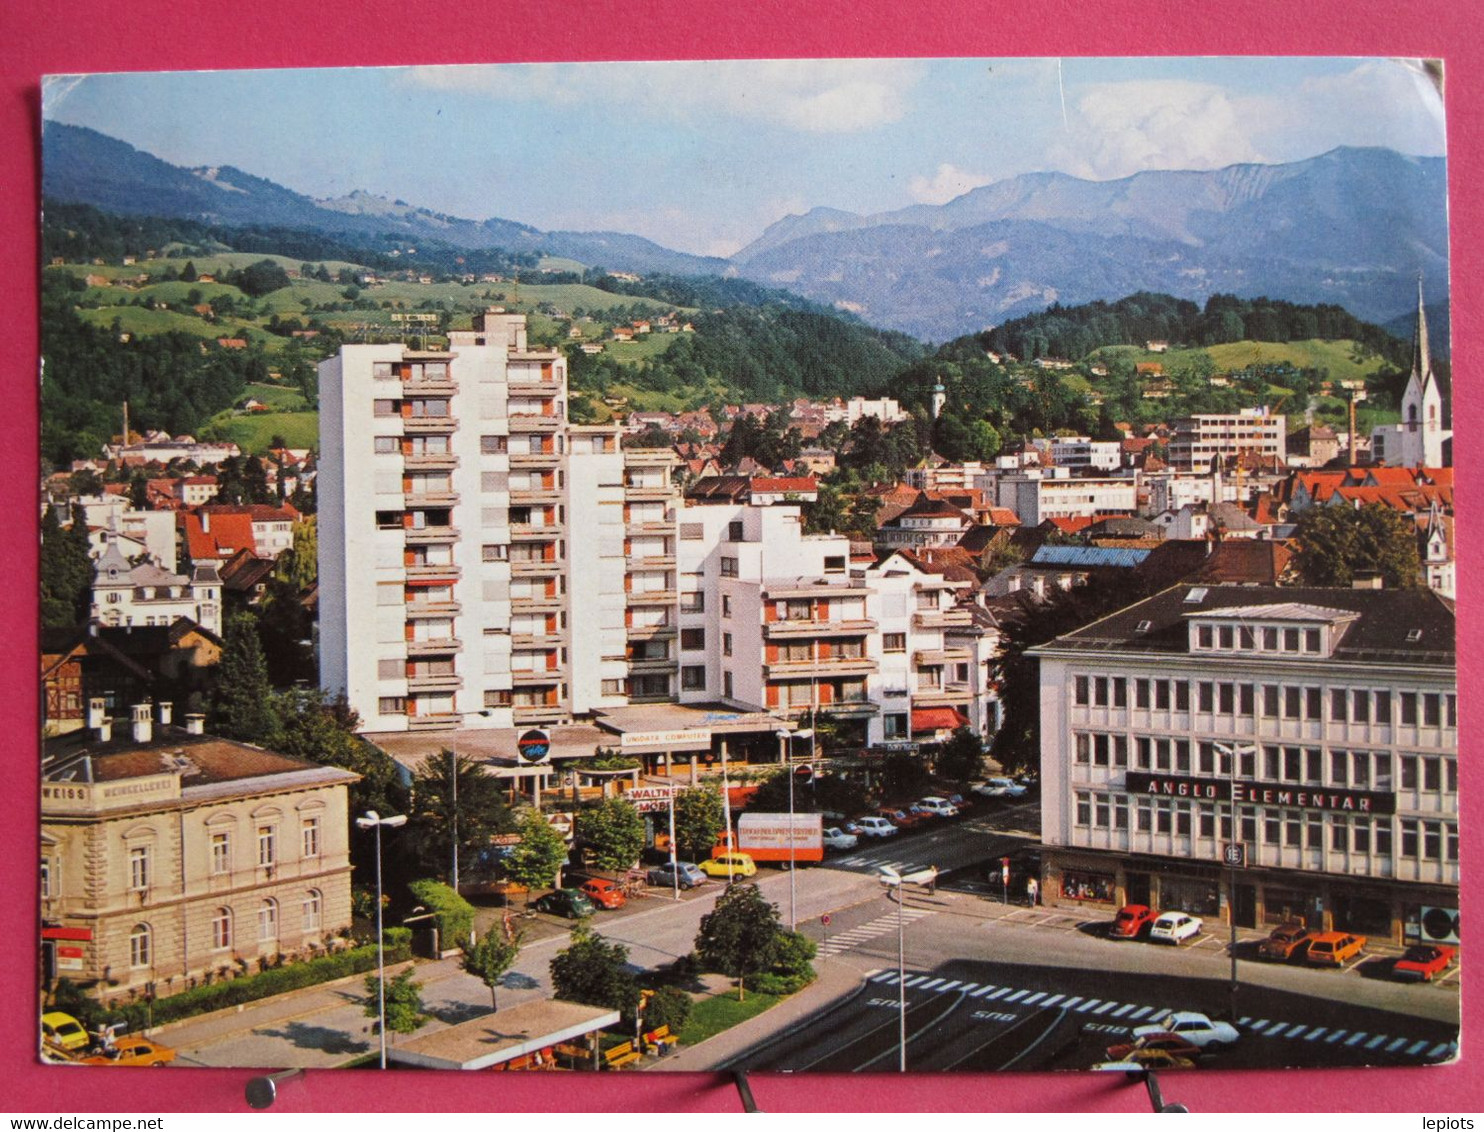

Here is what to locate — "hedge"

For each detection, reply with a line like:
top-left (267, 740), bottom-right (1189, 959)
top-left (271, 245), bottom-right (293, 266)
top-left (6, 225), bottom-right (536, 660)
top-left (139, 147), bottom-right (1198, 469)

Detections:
top-left (73, 929), bottom-right (414, 1033)
top-left (407, 879), bottom-right (475, 952)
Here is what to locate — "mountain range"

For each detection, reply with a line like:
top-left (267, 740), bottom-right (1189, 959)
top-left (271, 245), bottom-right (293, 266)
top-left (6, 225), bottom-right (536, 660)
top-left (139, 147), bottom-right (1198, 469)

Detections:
top-left (42, 121), bottom-right (1448, 341)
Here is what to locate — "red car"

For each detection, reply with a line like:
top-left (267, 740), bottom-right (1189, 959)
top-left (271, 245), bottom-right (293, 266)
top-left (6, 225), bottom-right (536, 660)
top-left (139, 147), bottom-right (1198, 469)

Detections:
top-left (1104, 1032), bottom-right (1204, 1062)
top-left (1109, 904), bottom-right (1158, 939)
top-left (1392, 944), bottom-right (1456, 982)
top-left (878, 807), bottom-right (929, 831)
top-left (579, 878), bottom-right (626, 909)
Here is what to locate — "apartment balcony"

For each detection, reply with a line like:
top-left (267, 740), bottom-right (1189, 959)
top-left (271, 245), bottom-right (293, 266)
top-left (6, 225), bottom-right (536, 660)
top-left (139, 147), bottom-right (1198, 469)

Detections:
top-left (508, 374), bottom-right (562, 395)
top-left (623, 483), bottom-right (672, 502)
top-left (407, 713), bottom-right (462, 732)
top-left (509, 451), bottom-right (561, 469)
top-left (512, 667), bottom-right (565, 686)
top-left (810, 698), bottom-right (878, 719)
top-left (626, 589), bottom-right (678, 606)
top-left (914, 647), bottom-right (973, 666)
top-left (513, 703), bottom-right (567, 726)
top-left (406, 599), bottom-right (461, 617)
top-left (406, 637), bottom-right (462, 657)
top-left (403, 452), bottom-right (459, 472)
top-left (402, 415), bottom-right (458, 434)
top-left (404, 563), bottom-right (461, 583)
top-left (624, 450), bottom-right (676, 469)
top-left (912, 683), bottom-right (974, 706)
top-left (625, 622), bottom-right (676, 640)
top-left (510, 559), bottom-right (563, 577)
top-left (627, 656), bottom-right (677, 674)
top-left (405, 489), bottom-right (460, 508)
top-left (510, 488), bottom-right (563, 506)
top-left (913, 608), bottom-right (974, 630)
top-left (765, 657), bottom-right (877, 680)
top-left (404, 527), bottom-right (461, 546)
top-left (407, 672), bottom-right (463, 694)
top-left (626, 521), bottom-right (676, 537)
top-left (510, 632), bottom-right (563, 649)
top-left (509, 524), bottom-right (563, 542)
top-left (630, 554), bottom-right (676, 570)
top-left (509, 414), bottom-right (561, 433)
top-left (764, 618), bottom-right (877, 640)
top-left (511, 593), bottom-right (564, 613)
top-left (402, 375), bottom-right (458, 397)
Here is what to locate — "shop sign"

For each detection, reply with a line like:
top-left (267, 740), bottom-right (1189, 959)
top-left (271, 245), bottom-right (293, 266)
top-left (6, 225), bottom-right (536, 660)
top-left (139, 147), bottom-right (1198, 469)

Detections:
top-left (1125, 772), bottom-right (1394, 815)
top-left (619, 729), bottom-right (712, 750)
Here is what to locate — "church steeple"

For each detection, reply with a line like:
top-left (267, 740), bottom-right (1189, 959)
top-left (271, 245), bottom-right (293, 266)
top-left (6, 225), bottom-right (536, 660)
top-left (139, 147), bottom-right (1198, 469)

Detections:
top-left (1412, 273), bottom-right (1432, 388)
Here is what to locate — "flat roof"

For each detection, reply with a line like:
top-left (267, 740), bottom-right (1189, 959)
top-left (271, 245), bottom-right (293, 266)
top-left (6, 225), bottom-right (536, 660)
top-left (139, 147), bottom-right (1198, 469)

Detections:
top-left (387, 999), bottom-right (620, 1071)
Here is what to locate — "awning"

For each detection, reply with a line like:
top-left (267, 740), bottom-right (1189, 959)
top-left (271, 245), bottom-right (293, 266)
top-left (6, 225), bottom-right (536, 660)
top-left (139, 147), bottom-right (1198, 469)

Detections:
top-left (911, 707), bottom-right (969, 734)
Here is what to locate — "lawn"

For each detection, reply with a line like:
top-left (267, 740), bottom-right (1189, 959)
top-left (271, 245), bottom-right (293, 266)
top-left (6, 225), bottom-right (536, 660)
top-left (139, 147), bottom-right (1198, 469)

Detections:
top-left (673, 989), bottom-right (784, 1047)
top-left (205, 409), bottom-right (319, 453)
top-left (1090, 339), bottom-right (1393, 385)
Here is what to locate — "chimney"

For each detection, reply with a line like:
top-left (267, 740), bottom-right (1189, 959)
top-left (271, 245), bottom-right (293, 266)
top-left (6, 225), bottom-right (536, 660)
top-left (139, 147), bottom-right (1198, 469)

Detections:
top-left (131, 702), bottom-right (153, 744)
top-left (1352, 571), bottom-right (1384, 590)
top-left (201, 511), bottom-right (210, 533)
top-left (87, 697), bottom-right (107, 729)
top-left (185, 713), bottom-right (206, 735)
top-left (157, 701), bottom-right (173, 726)
top-left (95, 717), bottom-right (113, 743)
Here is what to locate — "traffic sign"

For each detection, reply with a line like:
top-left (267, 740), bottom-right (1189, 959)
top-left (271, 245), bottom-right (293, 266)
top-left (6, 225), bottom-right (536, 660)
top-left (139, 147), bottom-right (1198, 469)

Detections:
top-left (1001, 856), bottom-right (1011, 884)
top-left (1223, 843), bottom-right (1246, 867)
top-left (821, 914), bottom-right (832, 927)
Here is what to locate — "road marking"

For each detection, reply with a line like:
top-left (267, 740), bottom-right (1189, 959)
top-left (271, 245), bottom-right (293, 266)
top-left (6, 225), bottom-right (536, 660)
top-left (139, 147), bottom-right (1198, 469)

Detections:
top-left (1021, 992), bottom-right (1047, 1006)
top-left (1111, 1004), bottom-right (1136, 1018)
top-left (919, 978), bottom-right (944, 990)
top-left (956, 983), bottom-right (979, 995)
top-left (938, 980), bottom-right (962, 992)
top-left (985, 988), bottom-right (1013, 1001)
top-left (1094, 1002), bottom-right (1118, 1015)
top-left (1248, 1018), bottom-right (1268, 1030)
top-left (1427, 1043), bottom-right (1451, 1059)
top-left (1364, 1035), bottom-right (1388, 1050)
top-left (1345, 1033), bottom-right (1368, 1047)
top-left (1061, 996), bottom-right (1084, 1009)
top-left (1040, 994), bottom-right (1065, 1008)
top-left (970, 985), bottom-right (996, 998)
top-left (1001, 989), bottom-right (1030, 1003)
top-left (863, 969), bottom-right (883, 979)
top-left (1325, 1031), bottom-right (1349, 1044)
top-left (1302, 1028), bottom-right (1327, 1041)
top-left (1126, 1006), bottom-right (1153, 1020)
top-left (1262, 1021), bottom-right (1289, 1036)
top-left (1283, 1024), bottom-right (1308, 1038)
top-left (1405, 1040), bottom-right (1429, 1056)
top-left (902, 975), bottom-right (928, 988)
top-left (1238, 1017), bottom-right (1253, 1026)
top-left (1384, 1038), bottom-right (1408, 1053)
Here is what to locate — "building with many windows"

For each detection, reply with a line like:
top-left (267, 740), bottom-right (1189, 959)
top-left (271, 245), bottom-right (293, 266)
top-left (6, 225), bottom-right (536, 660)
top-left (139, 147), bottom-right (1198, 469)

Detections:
top-left (1167, 408), bottom-right (1287, 471)
top-left (1033, 583), bottom-right (1457, 944)
top-left (41, 707), bottom-right (358, 1002)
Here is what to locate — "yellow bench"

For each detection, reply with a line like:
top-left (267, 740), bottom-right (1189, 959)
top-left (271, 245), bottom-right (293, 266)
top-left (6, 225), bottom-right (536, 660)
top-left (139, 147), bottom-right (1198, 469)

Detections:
top-left (604, 1041), bottom-right (641, 1069)
top-left (642, 1025), bottom-right (678, 1055)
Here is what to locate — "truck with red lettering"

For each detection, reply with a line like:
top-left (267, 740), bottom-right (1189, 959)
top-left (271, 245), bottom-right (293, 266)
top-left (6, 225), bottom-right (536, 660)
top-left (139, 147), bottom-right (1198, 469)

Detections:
top-left (715, 812), bottom-right (824, 865)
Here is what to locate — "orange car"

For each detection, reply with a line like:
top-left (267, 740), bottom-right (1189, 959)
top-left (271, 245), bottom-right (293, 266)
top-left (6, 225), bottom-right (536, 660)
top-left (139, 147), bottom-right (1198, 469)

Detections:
top-left (579, 877), bottom-right (626, 910)
top-left (79, 1037), bottom-right (176, 1067)
top-left (1257, 920), bottom-right (1313, 962)
top-left (1305, 931), bottom-right (1366, 968)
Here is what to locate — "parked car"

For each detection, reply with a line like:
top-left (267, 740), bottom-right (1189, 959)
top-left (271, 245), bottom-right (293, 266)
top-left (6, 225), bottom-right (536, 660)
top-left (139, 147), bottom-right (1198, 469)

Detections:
top-left (878, 806), bottom-right (929, 831)
top-left (578, 878), bottom-right (626, 909)
top-left (1104, 1033), bottom-right (1204, 1062)
top-left (1305, 931), bottom-right (1367, 968)
top-left (1109, 904), bottom-right (1158, 940)
top-left (974, 777), bottom-right (1027, 799)
top-left (79, 1037), bottom-right (176, 1067)
top-left (1091, 1048), bottom-right (1197, 1073)
top-left (647, 861), bottom-right (707, 888)
top-left (856, 816), bottom-right (900, 839)
top-left (1132, 1011), bottom-right (1240, 1050)
top-left (822, 827), bottom-right (859, 851)
top-left (699, 852), bottom-right (757, 878)
top-left (1392, 944), bottom-right (1456, 982)
top-left (1257, 920), bottom-right (1313, 962)
top-left (945, 792), bottom-right (972, 812)
top-left (41, 1011), bottom-right (90, 1053)
top-left (533, 888), bottom-right (596, 919)
top-left (1149, 912), bottom-right (1203, 945)
top-left (916, 796), bottom-right (959, 818)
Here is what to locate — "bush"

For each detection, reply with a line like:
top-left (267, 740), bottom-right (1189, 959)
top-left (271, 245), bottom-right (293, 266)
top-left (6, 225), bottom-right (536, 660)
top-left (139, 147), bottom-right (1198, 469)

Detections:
top-left (641, 985), bottom-right (693, 1033)
top-left (407, 879), bottom-right (475, 952)
top-left (751, 971), bottom-right (813, 996)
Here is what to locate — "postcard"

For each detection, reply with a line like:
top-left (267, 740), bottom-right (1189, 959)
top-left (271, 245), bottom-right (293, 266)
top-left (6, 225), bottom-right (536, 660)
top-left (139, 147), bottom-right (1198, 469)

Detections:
top-left (37, 57), bottom-right (1456, 1076)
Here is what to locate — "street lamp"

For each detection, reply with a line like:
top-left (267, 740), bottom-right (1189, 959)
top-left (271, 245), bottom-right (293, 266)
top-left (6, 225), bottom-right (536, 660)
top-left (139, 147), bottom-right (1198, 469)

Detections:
top-left (1213, 742), bottom-right (1254, 1020)
top-left (776, 728), bottom-right (814, 931)
top-left (356, 809), bottom-right (407, 1069)
top-left (878, 866), bottom-right (908, 1073)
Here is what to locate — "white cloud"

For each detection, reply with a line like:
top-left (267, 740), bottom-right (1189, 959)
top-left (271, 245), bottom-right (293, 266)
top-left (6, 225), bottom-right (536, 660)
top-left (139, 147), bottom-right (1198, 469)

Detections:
top-left (401, 59), bottom-right (921, 133)
top-left (1049, 80), bottom-right (1267, 180)
top-left (909, 162), bottom-right (995, 204)
top-left (1254, 59), bottom-right (1447, 158)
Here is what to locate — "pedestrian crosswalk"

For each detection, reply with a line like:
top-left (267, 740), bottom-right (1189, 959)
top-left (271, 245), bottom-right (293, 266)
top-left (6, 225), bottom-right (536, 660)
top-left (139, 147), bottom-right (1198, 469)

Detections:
top-left (816, 908), bottom-right (935, 957)
top-left (856, 969), bottom-right (1457, 1062)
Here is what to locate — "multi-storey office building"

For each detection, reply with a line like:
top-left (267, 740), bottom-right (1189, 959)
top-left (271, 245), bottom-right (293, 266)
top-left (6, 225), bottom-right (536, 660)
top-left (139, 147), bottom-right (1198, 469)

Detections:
top-left (1168, 409), bottom-right (1287, 471)
top-left (1034, 583), bottom-right (1457, 943)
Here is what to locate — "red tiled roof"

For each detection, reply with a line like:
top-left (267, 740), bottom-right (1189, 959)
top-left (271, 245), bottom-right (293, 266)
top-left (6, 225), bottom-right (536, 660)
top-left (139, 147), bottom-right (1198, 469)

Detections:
top-left (750, 477), bottom-right (817, 493)
top-left (912, 707), bottom-right (969, 733)
top-left (181, 511), bottom-right (256, 560)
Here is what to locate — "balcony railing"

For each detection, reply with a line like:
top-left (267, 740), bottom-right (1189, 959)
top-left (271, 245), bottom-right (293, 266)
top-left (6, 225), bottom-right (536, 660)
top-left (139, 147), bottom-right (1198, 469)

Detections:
top-left (404, 526), bottom-right (460, 545)
top-left (765, 657), bottom-right (877, 679)
top-left (404, 563), bottom-right (461, 583)
top-left (764, 618), bottom-right (876, 639)
top-left (406, 637), bottom-right (462, 657)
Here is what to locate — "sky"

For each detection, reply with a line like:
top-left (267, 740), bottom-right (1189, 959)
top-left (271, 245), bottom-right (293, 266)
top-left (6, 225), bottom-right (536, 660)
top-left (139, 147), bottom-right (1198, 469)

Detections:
top-left (41, 57), bottom-right (1447, 258)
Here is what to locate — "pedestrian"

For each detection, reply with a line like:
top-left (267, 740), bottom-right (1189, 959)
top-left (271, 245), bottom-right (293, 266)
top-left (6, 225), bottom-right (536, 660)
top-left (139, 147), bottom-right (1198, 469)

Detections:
top-left (1026, 876), bottom-right (1040, 906)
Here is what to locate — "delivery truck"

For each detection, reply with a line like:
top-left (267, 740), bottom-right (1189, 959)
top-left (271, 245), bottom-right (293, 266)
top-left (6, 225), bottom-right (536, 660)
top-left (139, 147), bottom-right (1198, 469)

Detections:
top-left (715, 811), bottom-right (824, 865)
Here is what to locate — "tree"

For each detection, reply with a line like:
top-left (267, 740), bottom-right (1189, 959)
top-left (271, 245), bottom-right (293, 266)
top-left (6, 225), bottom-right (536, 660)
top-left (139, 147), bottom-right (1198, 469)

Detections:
top-left (462, 926), bottom-right (523, 1011)
top-left (640, 985), bottom-right (692, 1034)
top-left (503, 810), bottom-right (569, 898)
top-left (936, 726), bottom-right (986, 782)
top-left (672, 786), bottom-right (725, 862)
top-left (694, 882), bottom-right (784, 1000)
top-left (211, 611), bottom-right (282, 745)
top-left (406, 753), bottom-right (516, 882)
top-left (364, 968), bottom-right (427, 1036)
top-left (575, 797), bottom-right (646, 874)
top-left (549, 925), bottom-right (641, 1020)
top-left (1291, 504), bottom-right (1421, 589)
top-left (40, 506), bottom-right (95, 629)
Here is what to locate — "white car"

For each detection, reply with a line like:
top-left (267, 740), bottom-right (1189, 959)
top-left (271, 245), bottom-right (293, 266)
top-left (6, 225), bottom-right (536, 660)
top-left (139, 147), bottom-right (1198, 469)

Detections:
top-left (856, 816), bottom-right (900, 838)
top-left (916, 796), bottom-right (959, 818)
top-left (1132, 1011), bottom-right (1240, 1050)
top-left (973, 777), bottom-right (1028, 799)
top-left (822, 826), bottom-right (859, 851)
top-left (1148, 912), bottom-right (1203, 945)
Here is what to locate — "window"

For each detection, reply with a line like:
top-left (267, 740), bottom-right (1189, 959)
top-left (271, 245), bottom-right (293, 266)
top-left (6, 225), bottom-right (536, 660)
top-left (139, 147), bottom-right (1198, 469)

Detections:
top-left (1113, 679), bottom-right (1127, 708)
top-left (40, 860), bottom-right (53, 900)
top-left (722, 595), bottom-right (733, 618)
top-left (303, 891), bottom-right (323, 933)
top-left (680, 628), bottom-right (706, 650)
top-left (884, 633), bottom-right (906, 653)
top-left (212, 907), bottom-right (233, 950)
top-left (1218, 625), bottom-right (1234, 649)
top-left (379, 696), bottom-right (407, 715)
top-left (258, 899), bottom-right (279, 942)
top-left (681, 666), bottom-right (707, 691)
top-left (257, 826), bottom-right (277, 867)
top-left (722, 633), bottom-right (733, 657)
top-left (1198, 682), bottom-right (1214, 712)
top-left (129, 846), bottom-right (150, 891)
top-left (373, 399), bottom-right (398, 418)
top-left (481, 435), bottom-right (507, 454)
top-left (1423, 693), bottom-right (1442, 727)
top-left (1174, 681), bottom-right (1190, 711)
top-left (599, 680), bottom-right (625, 697)
top-left (1283, 686), bottom-right (1302, 719)
top-left (1197, 625), bottom-right (1214, 649)
top-left (374, 436), bottom-right (398, 454)
top-left (1155, 680), bottom-right (1170, 710)
top-left (372, 361), bottom-right (395, 380)
top-left (1075, 676), bottom-right (1089, 706)
top-left (728, 520), bottom-right (744, 541)
top-left (722, 671), bottom-right (734, 698)
top-left (1094, 677), bottom-right (1108, 707)
top-left (302, 818), bottom-right (321, 859)
top-left (375, 510), bottom-right (402, 531)
top-left (211, 831), bottom-right (231, 875)
top-left (378, 658), bottom-right (403, 679)
top-left (482, 544), bottom-right (508, 562)
top-left (883, 712), bottom-right (909, 740)
top-left (1399, 692), bottom-right (1418, 725)
top-left (720, 557), bottom-right (739, 578)
top-left (1135, 679), bottom-right (1150, 709)
top-left (824, 555), bottom-right (846, 574)
top-left (129, 924), bottom-right (151, 968)
top-left (1305, 687), bottom-right (1322, 719)
top-left (1263, 685), bottom-right (1279, 716)
top-left (680, 592), bottom-right (705, 614)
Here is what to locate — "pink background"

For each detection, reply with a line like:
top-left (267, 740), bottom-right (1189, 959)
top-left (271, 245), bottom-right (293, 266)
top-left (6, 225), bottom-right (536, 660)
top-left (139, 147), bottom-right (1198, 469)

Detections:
top-left (2, 0), bottom-right (1478, 1112)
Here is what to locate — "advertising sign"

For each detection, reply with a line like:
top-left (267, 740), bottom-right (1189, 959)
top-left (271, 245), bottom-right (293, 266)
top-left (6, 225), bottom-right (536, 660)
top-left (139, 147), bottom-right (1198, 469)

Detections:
top-left (516, 728), bottom-right (551, 764)
top-left (625, 786), bottom-right (676, 813)
top-left (737, 811), bottom-right (824, 852)
top-left (1124, 772), bottom-right (1395, 815)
